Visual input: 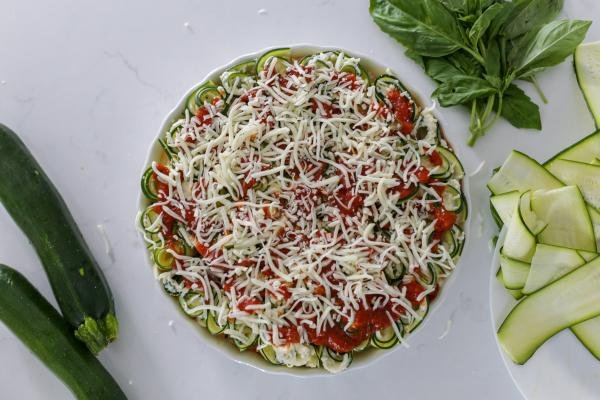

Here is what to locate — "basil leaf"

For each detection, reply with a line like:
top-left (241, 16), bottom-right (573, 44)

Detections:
top-left (447, 50), bottom-right (484, 76)
top-left (370, 0), bottom-right (467, 57)
top-left (484, 38), bottom-right (502, 76)
top-left (423, 51), bottom-right (483, 83)
top-left (433, 75), bottom-right (497, 106)
top-left (502, 0), bottom-right (564, 39)
top-left (458, 14), bottom-right (477, 23)
top-left (514, 20), bottom-right (591, 77)
top-left (487, 2), bottom-right (516, 39)
top-left (404, 49), bottom-right (425, 68)
top-left (469, 3), bottom-right (504, 44)
top-left (484, 74), bottom-right (502, 90)
top-left (500, 84), bottom-right (541, 129)
top-left (440, 0), bottom-right (487, 16)
top-left (479, 0), bottom-right (497, 10)
top-left (464, 0), bottom-right (481, 15)
top-left (424, 58), bottom-right (464, 82)
top-left (506, 27), bottom-right (542, 70)
top-left (440, 0), bottom-right (468, 14)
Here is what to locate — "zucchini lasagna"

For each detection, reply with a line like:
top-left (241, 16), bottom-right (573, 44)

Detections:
top-left (138, 48), bottom-right (466, 373)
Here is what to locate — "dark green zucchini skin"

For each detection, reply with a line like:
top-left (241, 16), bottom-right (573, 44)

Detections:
top-left (0, 265), bottom-right (127, 399)
top-left (0, 124), bottom-right (117, 353)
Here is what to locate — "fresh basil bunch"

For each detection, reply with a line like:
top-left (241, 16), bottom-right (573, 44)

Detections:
top-left (370, 0), bottom-right (591, 146)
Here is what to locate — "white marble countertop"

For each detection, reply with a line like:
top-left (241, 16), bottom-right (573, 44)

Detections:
top-left (1, 1), bottom-right (598, 399)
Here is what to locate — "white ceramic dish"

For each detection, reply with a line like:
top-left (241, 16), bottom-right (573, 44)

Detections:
top-left (138, 44), bottom-right (471, 377)
top-left (490, 229), bottom-right (600, 399)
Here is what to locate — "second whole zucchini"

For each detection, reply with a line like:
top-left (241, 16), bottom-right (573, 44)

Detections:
top-left (0, 264), bottom-right (126, 399)
top-left (0, 124), bottom-right (117, 353)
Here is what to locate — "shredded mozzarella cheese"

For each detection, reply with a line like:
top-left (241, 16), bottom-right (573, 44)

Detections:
top-left (139, 51), bottom-right (465, 373)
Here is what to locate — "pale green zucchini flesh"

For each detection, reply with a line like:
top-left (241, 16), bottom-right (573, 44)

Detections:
top-left (574, 42), bottom-right (600, 128)
top-left (546, 159), bottom-right (600, 211)
top-left (498, 257), bottom-right (600, 364)
top-left (531, 186), bottom-right (596, 253)
top-left (488, 150), bottom-right (562, 195)
top-left (522, 244), bottom-right (586, 294)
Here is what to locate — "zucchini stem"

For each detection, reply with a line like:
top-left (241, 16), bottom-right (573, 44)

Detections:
top-left (74, 314), bottom-right (118, 354)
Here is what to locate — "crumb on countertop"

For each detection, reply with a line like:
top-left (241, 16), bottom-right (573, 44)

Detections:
top-left (438, 319), bottom-right (453, 340)
top-left (468, 160), bottom-right (486, 177)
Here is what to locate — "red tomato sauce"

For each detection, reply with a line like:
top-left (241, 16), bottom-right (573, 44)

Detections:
top-left (388, 181), bottom-right (416, 199)
top-left (238, 298), bottom-right (262, 313)
top-left (387, 88), bottom-right (414, 134)
top-left (431, 206), bottom-right (457, 233)
top-left (333, 186), bottom-right (365, 216)
top-left (429, 150), bottom-right (443, 166)
top-left (401, 279), bottom-right (426, 307)
top-left (195, 107), bottom-right (213, 125)
top-left (310, 98), bottom-right (340, 118)
top-left (415, 166), bottom-right (430, 183)
top-left (299, 296), bottom-right (409, 353)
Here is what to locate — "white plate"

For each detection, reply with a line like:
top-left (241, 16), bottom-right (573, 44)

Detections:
top-left (490, 229), bottom-right (600, 400)
top-left (139, 44), bottom-right (471, 376)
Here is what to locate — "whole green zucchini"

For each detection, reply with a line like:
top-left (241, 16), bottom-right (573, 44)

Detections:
top-left (0, 264), bottom-right (127, 399)
top-left (0, 124), bottom-right (117, 353)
